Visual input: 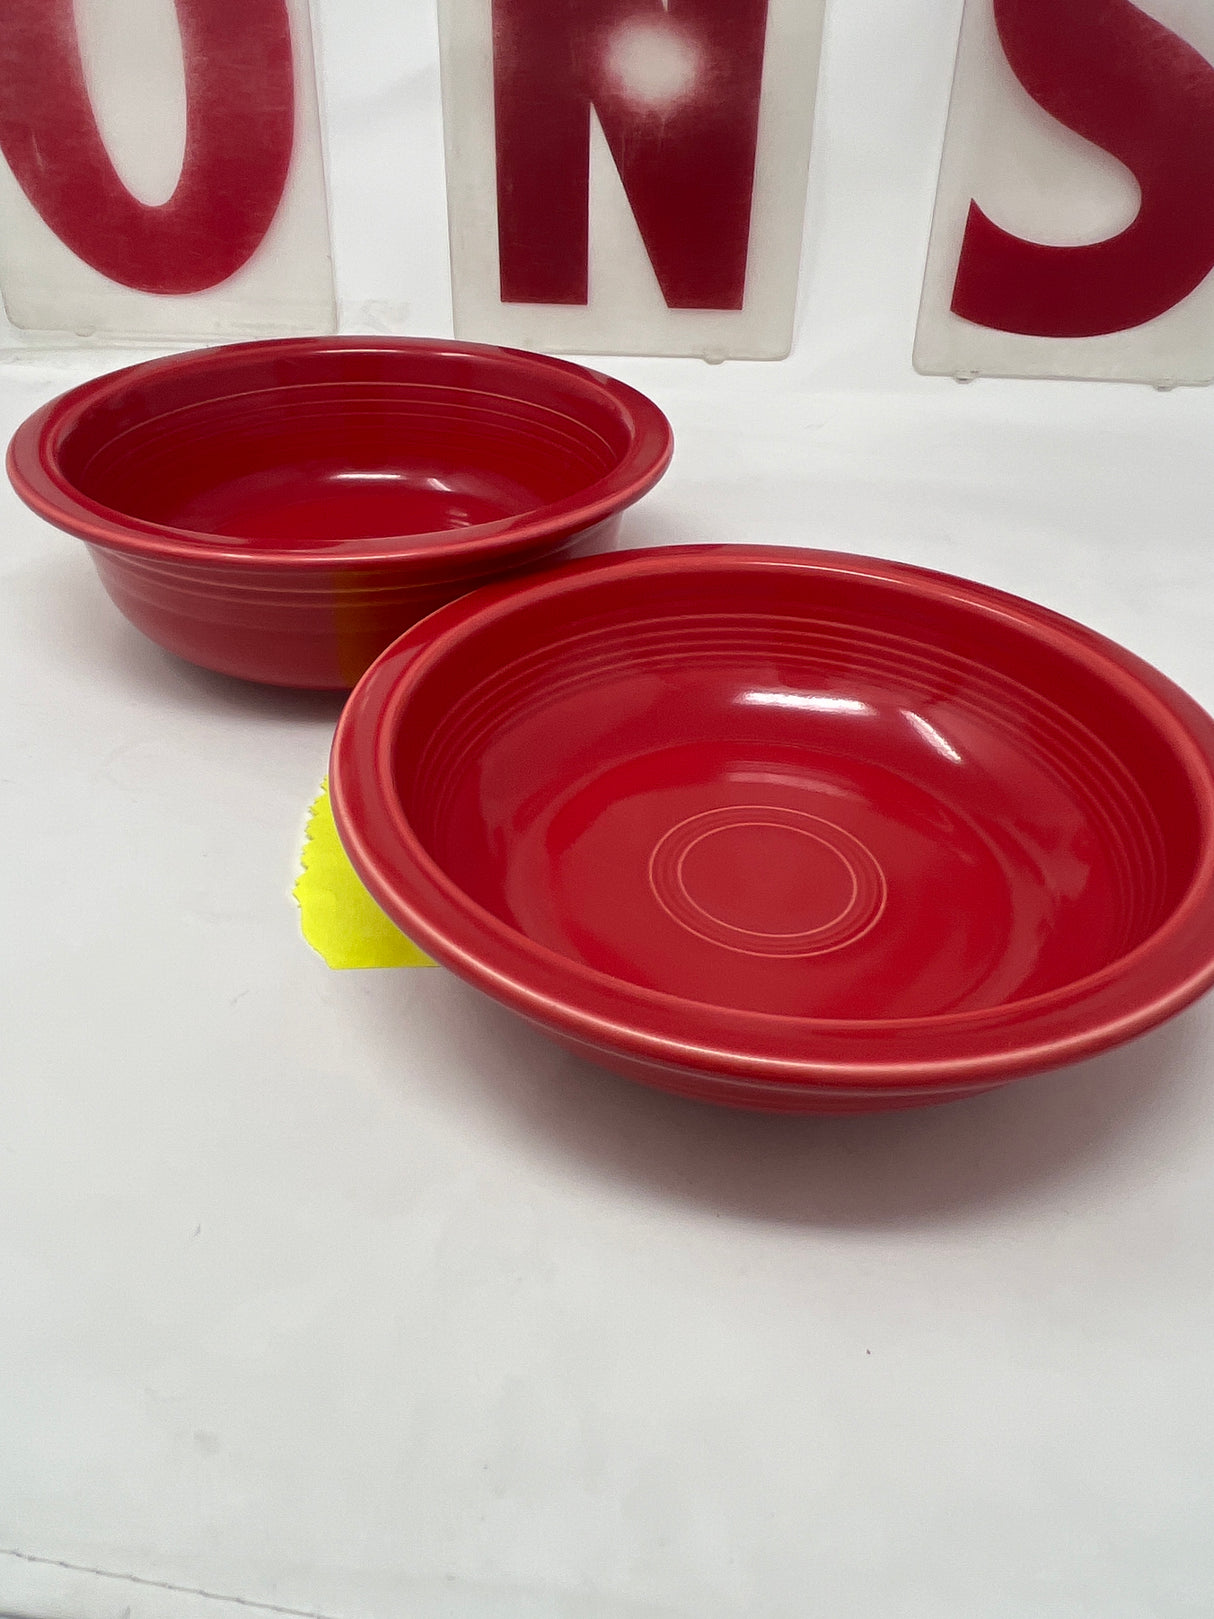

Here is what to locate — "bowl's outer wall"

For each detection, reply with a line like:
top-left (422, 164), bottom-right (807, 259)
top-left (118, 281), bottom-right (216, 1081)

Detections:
top-left (86, 517), bottom-right (620, 688)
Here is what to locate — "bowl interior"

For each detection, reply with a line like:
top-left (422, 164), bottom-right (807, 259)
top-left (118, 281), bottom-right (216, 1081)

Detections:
top-left (54, 346), bottom-right (635, 548)
top-left (390, 560), bottom-right (1202, 1022)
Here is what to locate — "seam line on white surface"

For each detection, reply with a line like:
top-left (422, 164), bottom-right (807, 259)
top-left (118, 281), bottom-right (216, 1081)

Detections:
top-left (0, 1548), bottom-right (346, 1619)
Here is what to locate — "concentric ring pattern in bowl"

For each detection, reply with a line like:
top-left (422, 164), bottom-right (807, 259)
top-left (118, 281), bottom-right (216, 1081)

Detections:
top-left (7, 337), bottom-right (673, 688)
top-left (331, 544), bottom-right (1214, 1112)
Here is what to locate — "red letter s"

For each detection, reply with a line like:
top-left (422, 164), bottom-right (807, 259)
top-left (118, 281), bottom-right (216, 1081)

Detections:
top-left (952, 0), bottom-right (1214, 338)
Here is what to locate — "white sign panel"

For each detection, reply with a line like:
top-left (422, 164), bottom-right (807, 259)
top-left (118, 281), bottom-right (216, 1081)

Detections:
top-left (438, 0), bottom-right (826, 361)
top-left (916, 0), bottom-right (1214, 386)
top-left (0, 0), bottom-right (336, 343)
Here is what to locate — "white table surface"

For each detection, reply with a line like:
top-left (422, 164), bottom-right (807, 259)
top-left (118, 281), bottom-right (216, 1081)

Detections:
top-left (4, 3), bottom-right (1214, 1617)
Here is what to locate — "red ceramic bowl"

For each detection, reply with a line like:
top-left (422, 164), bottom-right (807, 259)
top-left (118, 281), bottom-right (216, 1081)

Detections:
top-left (7, 338), bottom-right (672, 688)
top-left (330, 545), bottom-right (1214, 1113)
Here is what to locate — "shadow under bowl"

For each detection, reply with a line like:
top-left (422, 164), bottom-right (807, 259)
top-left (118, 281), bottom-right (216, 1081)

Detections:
top-left (331, 545), bottom-right (1214, 1112)
top-left (7, 337), bottom-right (672, 688)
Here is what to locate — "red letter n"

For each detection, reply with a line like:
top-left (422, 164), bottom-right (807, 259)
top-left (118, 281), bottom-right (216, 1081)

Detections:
top-left (492, 0), bottom-right (769, 311)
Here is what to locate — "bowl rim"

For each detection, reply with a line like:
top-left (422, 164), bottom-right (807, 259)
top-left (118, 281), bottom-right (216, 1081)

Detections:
top-left (330, 544), bottom-right (1214, 1093)
top-left (5, 336), bottom-right (673, 571)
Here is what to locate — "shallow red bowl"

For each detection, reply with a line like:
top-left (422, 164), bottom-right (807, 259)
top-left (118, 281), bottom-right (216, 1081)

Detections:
top-left (330, 545), bottom-right (1214, 1112)
top-left (7, 337), bottom-right (672, 688)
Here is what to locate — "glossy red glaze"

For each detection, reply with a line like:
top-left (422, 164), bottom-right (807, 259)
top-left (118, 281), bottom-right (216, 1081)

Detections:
top-left (331, 546), bottom-right (1214, 1112)
top-left (7, 338), bottom-right (672, 687)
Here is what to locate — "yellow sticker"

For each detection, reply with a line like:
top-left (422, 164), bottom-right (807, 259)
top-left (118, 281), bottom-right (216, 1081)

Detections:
top-left (294, 779), bottom-right (434, 970)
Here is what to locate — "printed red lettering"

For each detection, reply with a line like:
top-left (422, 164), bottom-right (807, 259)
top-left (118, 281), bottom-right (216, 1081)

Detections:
top-left (952, 0), bottom-right (1214, 338)
top-left (492, 0), bottom-right (768, 310)
top-left (0, 0), bottom-right (295, 295)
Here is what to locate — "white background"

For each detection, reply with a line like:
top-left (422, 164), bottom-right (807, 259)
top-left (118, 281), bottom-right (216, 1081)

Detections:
top-left (4, 2), bottom-right (1214, 1617)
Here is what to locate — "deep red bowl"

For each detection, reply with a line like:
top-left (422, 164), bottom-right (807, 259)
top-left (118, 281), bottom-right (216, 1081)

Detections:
top-left (330, 545), bottom-right (1214, 1113)
top-left (7, 338), bottom-right (672, 688)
